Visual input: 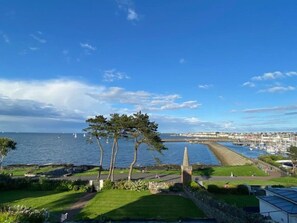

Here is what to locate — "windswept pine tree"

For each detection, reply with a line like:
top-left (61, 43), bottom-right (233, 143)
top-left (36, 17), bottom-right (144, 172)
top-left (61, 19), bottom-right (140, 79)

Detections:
top-left (84, 115), bottom-right (108, 181)
top-left (127, 111), bottom-right (166, 181)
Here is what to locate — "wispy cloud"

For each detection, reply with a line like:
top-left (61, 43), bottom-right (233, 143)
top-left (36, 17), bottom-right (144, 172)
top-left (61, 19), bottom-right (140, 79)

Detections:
top-left (198, 84), bottom-right (213, 89)
top-left (152, 114), bottom-right (236, 132)
top-left (80, 43), bottom-right (96, 51)
top-left (285, 112), bottom-right (297, 116)
top-left (117, 0), bottom-right (140, 22)
top-left (1, 33), bottom-right (10, 43)
top-left (258, 85), bottom-right (295, 93)
top-left (29, 47), bottom-right (39, 51)
top-left (243, 105), bottom-right (297, 113)
top-left (252, 71), bottom-right (284, 81)
top-left (242, 81), bottom-right (255, 88)
top-left (30, 32), bottom-right (47, 44)
top-left (179, 58), bottom-right (186, 64)
top-left (103, 69), bottom-right (130, 82)
top-left (127, 8), bottom-right (138, 21)
top-left (250, 71), bottom-right (297, 81)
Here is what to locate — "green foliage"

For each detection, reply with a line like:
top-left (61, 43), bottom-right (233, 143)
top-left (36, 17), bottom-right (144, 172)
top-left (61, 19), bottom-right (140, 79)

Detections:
top-left (0, 138), bottom-right (17, 169)
top-left (103, 179), bottom-right (115, 190)
top-left (0, 205), bottom-right (48, 223)
top-left (258, 154), bottom-right (286, 167)
top-left (114, 180), bottom-right (148, 191)
top-left (0, 175), bottom-right (88, 192)
top-left (188, 181), bottom-right (201, 192)
top-left (288, 146), bottom-right (297, 160)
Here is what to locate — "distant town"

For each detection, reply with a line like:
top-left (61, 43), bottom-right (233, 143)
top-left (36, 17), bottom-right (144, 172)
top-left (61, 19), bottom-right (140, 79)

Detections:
top-left (178, 132), bottom-right (297, 154)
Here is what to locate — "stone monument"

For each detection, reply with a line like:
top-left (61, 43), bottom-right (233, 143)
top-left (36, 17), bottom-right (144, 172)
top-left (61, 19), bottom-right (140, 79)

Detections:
top-left (181, 146), bottom-right (192, 185)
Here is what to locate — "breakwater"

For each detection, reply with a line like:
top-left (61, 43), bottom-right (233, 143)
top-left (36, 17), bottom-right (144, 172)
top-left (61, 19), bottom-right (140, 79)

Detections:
top-left (203, 142), bottom-right (253, 166)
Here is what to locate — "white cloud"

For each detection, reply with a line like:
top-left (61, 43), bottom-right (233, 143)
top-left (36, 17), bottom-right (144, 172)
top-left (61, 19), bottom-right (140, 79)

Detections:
top-left (0, 79), bottom-right (201, 132)
top-left (80, 43), bottom-right (96, 51)
top-left (198, 84), bottom-right (213, 89)
top-left (242, 81), bottom-right (255, 88)
top-left (258, 85), bottom-right (295, 93)
top-left (103, 69), bottom-right (130, 82)
top-left (127, 8), bottom-right (138, 21)
top-left (30, 33), bottom-right (47, 44)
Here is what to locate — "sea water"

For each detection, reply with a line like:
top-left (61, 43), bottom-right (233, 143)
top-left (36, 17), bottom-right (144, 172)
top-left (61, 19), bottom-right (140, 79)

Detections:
top-left (1, 133), bottom-right (266, 167)
top-left (1, 133), bottom-right (220, 167)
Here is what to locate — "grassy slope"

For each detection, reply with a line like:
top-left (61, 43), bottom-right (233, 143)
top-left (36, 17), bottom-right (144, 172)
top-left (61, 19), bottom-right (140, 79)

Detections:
top-left (0, 190), bottom-right (84, 221)
top-left (78, 190), bottom-right (204, 220)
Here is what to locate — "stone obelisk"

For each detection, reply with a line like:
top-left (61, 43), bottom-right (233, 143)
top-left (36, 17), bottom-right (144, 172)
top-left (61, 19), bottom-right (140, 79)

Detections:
top-left (181, 147), bottom-right (192, 185)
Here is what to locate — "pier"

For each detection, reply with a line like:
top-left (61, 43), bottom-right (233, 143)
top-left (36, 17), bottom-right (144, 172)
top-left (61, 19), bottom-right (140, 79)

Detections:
top-left (162, 138), bottom-right (252, 166)
top-left (203, 142), bottom-right (252, 166)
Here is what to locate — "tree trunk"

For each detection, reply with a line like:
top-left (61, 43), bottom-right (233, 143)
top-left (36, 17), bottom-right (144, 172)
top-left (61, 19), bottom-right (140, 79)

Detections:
top-left (128, 142), bottom-right (139, 181)
top-left (107, 138), bottom-right (116, 180)
top-left (95, 137), bottom-right (104, 181)
top-left (111, 140), bottom-right (119, 182)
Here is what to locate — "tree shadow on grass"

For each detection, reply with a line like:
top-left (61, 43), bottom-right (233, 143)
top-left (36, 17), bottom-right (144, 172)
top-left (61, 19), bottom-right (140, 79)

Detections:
top-left (78, 192), bottom-right (206, 222)
top-left (193, 166), bottom-right (215, 179)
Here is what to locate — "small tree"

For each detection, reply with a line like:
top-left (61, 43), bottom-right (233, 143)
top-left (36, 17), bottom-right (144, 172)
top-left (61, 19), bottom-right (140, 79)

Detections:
top-left (84, 115), bottom-right (108, 181)
top-left (127, 112), bottom-right (166, 181)
top-left (288, 145), bottom-right (297, 173)
top-left (0, 138), bottom-right (17, 170)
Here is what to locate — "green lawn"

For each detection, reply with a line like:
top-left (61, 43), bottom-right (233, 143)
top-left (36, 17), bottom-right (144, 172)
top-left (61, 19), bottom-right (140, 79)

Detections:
top-left (0, 190), bottom-right (84, 221)
top-left (215, 194), bottom-right (259, 208)
top-left (78, 190), bottom-right (204, 220)
top-left (194, 165), bottom-right (267, 177)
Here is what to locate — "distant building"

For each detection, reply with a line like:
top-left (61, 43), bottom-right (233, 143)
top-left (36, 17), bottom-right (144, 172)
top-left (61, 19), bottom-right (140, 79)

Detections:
top-left (258, 187), bottom-right (297, 223)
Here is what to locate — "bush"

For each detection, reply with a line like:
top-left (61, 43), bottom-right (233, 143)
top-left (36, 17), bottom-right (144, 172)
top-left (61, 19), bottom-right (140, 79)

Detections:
top-left (169, 183), bottom-right (183, 192)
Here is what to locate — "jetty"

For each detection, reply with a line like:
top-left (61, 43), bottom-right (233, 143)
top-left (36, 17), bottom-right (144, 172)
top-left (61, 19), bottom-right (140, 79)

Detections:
top-left (203, 142), bottom-right (252, 166)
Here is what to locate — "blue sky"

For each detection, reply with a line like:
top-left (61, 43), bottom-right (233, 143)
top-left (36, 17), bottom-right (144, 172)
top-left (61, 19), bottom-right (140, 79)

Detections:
top-left (0, 0), bottom-right (297, 133)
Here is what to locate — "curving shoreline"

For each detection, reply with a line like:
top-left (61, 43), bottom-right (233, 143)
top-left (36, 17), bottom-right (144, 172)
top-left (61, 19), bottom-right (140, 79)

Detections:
top-left (203, 142), bottom-right (253, 166)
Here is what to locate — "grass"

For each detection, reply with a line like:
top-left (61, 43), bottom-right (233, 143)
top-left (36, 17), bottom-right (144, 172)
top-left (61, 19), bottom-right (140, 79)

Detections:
top-left (193, 165), bottom-right (267, 177)
top-left (203, 176), bottom-right (297, 188)
top-left (78, 190), bottom-right (204, 220)
top-left (0, 190), bottom-right (84, 222)
top-left (215, 194), bottom-right (259, 208)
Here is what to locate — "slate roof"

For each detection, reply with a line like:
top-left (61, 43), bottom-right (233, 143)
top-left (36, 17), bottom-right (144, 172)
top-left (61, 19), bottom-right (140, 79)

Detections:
top-left (258, 188), bottom-right (297, 214)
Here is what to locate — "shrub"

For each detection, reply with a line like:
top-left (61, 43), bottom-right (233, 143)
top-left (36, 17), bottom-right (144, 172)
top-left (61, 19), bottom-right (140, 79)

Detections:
top-left (0, 205), bottom-right (48, 223)
top-left (103, 179), bottom-right (114, 190)
top-left (114, 180), bottom-right (148, 191)
top-left (188, 181), bottom-right (201, 192)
